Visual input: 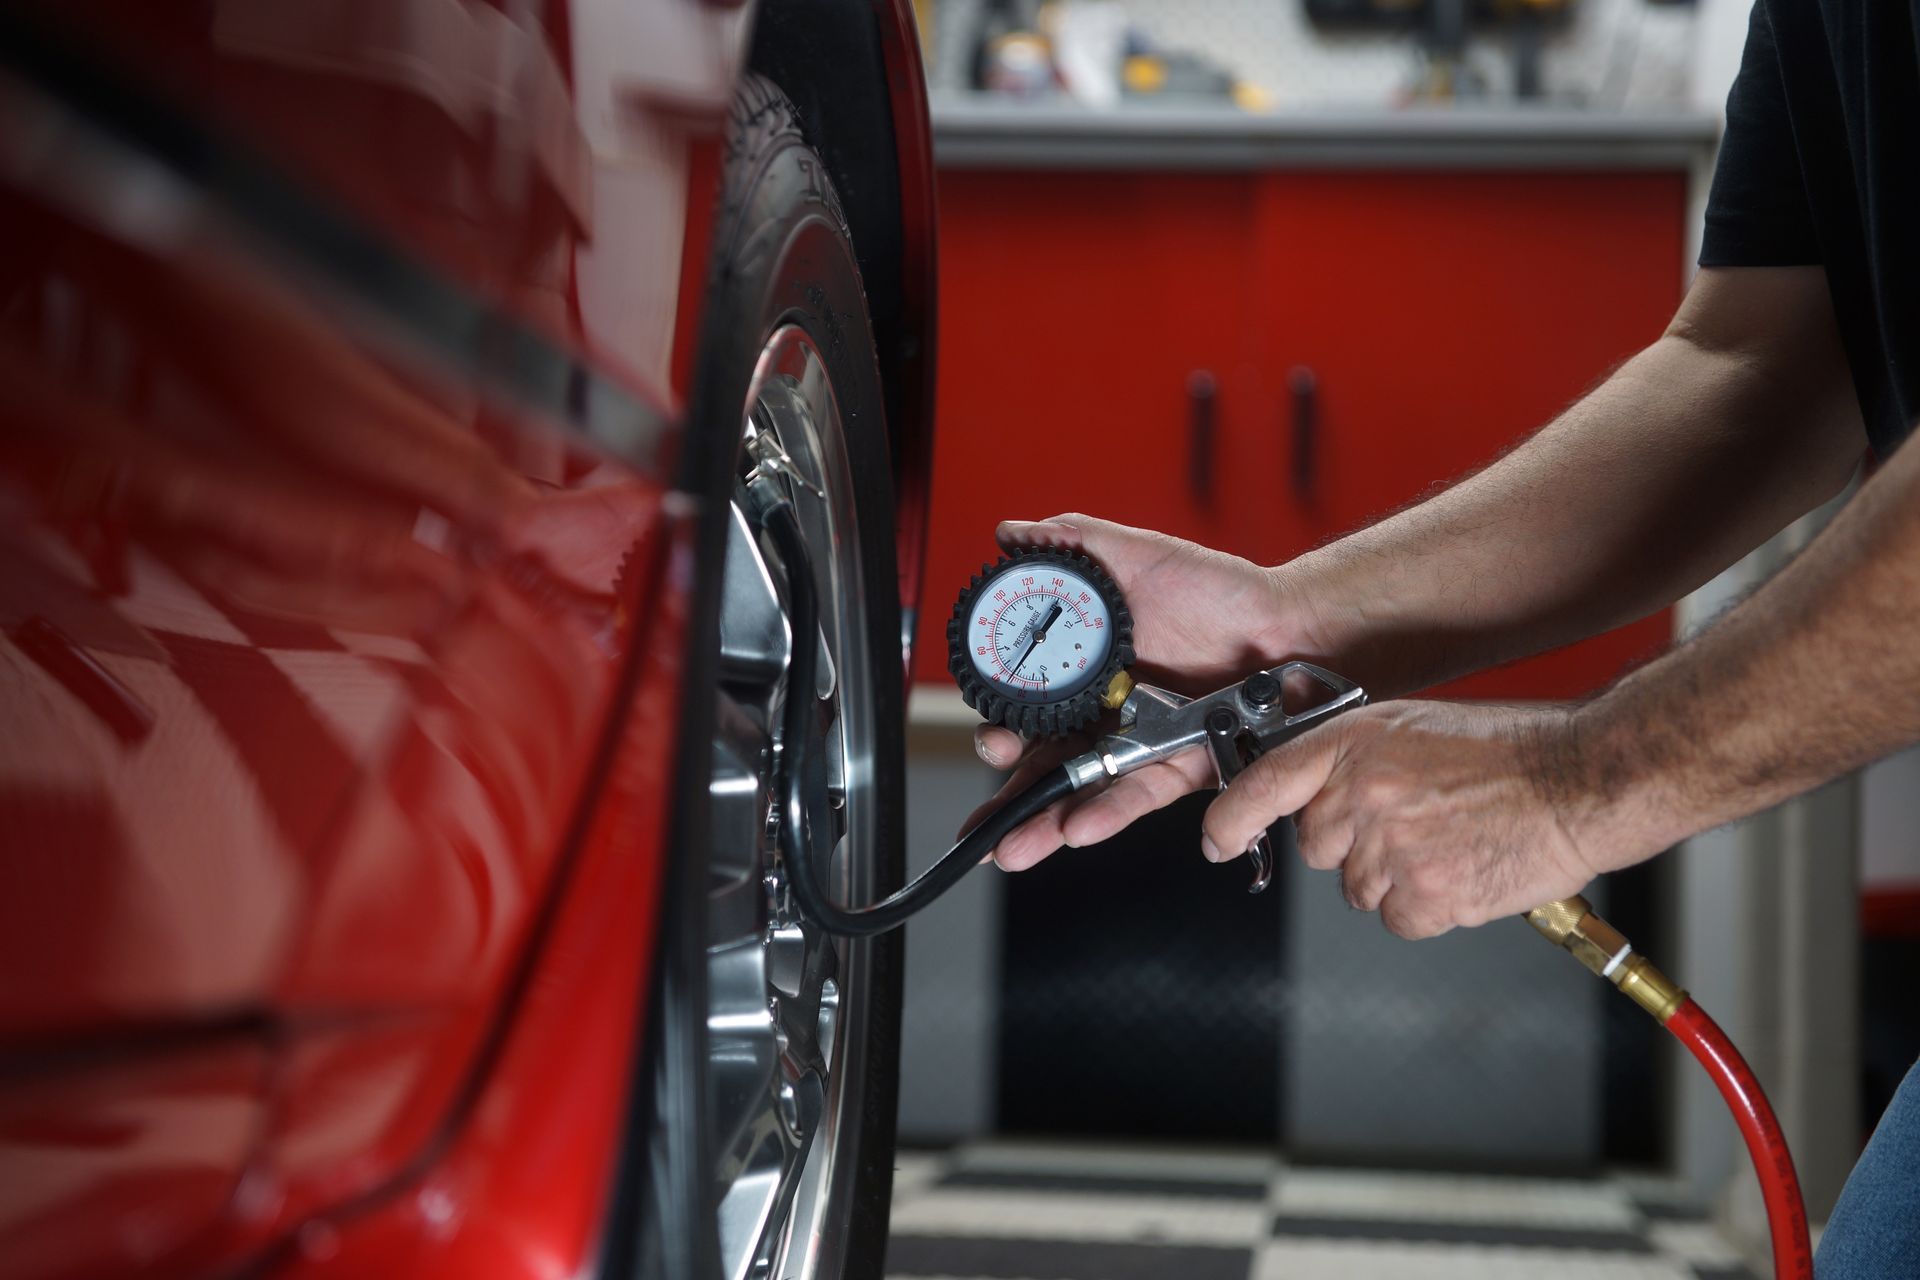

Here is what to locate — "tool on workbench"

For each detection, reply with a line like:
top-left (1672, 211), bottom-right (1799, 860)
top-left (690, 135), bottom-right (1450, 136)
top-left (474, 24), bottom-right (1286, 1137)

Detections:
top-left (749, 503), bottom-right (1812, 1277)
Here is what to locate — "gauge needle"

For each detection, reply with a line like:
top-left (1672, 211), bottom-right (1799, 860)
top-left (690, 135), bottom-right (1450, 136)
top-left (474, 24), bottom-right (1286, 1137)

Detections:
top-left (1008, 602), bottom-right (1063, 678)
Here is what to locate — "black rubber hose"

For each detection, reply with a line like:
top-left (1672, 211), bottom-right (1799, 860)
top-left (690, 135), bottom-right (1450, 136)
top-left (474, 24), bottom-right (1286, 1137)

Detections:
top-left (762, 497), bottom-right (1075, 937)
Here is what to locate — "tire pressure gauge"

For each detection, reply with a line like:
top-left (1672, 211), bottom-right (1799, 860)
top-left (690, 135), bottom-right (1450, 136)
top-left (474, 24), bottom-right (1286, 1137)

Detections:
top-left (947, 548), bottom-right (1134, 737)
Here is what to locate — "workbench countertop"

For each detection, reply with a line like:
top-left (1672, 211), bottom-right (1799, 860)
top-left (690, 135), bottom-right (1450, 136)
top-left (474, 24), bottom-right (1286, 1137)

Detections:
top-left (930, 95), bottom-right (1721, 171)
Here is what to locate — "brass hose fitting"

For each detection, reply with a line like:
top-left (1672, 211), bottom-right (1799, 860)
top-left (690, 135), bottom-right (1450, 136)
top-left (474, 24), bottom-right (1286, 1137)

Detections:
top-left (1525, 895), bottom-right (1687, 1024)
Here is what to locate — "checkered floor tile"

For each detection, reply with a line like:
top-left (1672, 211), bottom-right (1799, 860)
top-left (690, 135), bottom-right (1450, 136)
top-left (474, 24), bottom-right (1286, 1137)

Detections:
top-left (886, 1143), bottom-right (1759, 1280)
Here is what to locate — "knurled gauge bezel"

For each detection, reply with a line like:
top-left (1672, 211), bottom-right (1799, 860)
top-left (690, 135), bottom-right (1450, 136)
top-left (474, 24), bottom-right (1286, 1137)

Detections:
top-left (946, 547), bottom-right (1134, 738)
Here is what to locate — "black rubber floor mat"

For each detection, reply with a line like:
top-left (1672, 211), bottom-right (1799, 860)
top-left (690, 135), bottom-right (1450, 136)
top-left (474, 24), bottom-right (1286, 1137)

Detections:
top-left (996, 792), bottom-right (1285, 1140)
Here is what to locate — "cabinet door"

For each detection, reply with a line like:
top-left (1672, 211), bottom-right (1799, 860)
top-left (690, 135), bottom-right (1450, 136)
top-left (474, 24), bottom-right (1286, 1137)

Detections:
top-left (921, 168), bottom-right (1684, 700)
top-left (1250, 170), bottom-right (1687, 699)
top-left (918, 171), bottom-right (1263, 677)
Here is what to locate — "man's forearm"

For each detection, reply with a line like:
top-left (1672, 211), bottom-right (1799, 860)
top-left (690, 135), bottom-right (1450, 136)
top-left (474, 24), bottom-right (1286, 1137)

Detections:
top-left (1562, 430), bottom-right (1920, 863)
top-left (1280, 268), bottom-right (1861, 697)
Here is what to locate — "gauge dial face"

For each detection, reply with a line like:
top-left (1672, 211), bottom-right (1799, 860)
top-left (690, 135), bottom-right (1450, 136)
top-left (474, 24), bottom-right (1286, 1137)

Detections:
top-left (963, 562), bottom-right (1114, 705)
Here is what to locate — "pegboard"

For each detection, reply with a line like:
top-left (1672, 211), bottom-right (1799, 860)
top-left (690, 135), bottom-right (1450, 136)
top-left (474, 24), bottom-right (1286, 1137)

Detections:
top-left (928, 0), bottom-right (1699, 109)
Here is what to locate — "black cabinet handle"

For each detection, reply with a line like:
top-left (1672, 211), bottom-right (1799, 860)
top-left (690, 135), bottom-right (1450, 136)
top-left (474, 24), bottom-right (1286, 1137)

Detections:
top-left (1289, 366), bottom-right (1318, 496)
top-left (1188, 370), bottom-right (1217, 504)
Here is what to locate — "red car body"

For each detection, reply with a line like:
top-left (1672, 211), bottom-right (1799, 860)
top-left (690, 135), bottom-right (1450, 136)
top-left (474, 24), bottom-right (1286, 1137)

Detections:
top-left (0, 2), bottom-right (935, 1276)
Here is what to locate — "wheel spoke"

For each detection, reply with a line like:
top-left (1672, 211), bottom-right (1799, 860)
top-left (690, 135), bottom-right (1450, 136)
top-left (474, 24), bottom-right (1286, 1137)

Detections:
top-left (714, 1059), bottom-right (826, 1280)
top-left (720, 500), bottom-right (790, 686)
top-left (707, 716), bottom-right (764, 893)
top-left (714, 688), bottom-right (769, 778)
top-left (712, 1095), bottom-right (792, 1280)
top-left (772, 929), bottom-right (838, 1071)
top-left (813, 618), bottom-right (837, 700)
top-left (707, 936), bottom-right (778, 1178)
top-left (820, 696), bottom-right (849, 814)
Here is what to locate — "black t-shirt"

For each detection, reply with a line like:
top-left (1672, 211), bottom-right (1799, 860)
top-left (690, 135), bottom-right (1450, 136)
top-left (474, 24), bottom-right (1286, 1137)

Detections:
top-left (1700, 0), bottom-right (1920, 459)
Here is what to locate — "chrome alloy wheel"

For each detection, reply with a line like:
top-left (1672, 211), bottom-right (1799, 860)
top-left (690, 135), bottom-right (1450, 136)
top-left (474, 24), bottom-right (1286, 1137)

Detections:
top-left (707, 325), bottom-right (877, 1280)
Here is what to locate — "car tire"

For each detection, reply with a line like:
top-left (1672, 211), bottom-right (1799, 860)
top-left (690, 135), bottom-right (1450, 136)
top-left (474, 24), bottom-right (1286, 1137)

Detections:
top-left (652, 72), bottom-right (907, 1280)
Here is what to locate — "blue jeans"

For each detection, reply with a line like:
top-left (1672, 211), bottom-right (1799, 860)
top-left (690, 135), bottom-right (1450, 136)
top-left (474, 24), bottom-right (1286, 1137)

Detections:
top-left (1817, 1058), bottom-right (1920, 1278)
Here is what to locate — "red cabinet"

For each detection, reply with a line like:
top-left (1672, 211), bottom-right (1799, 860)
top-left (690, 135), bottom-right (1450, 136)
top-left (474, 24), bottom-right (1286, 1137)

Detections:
top-left (920, 166), bottom-right (1685, 699)
top-left (929, 171), bottom-right (1261, 554)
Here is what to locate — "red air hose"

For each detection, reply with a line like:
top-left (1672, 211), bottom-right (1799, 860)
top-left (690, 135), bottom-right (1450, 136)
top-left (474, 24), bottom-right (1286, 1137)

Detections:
top-left (1666, 998), bottom-right (1815, 1280)
top-left (1526, 897), bottom-right (1814, 1280)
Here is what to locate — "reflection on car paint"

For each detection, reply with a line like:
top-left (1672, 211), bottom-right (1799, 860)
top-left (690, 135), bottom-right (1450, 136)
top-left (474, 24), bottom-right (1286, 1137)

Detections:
top-left (0, 0), bottom-right (937, 1268)
top-left (0, 67), bottom-right (670, 1271)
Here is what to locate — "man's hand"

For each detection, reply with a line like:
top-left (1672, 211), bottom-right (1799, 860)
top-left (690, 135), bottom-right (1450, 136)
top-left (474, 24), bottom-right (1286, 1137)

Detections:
top-left (967, 513), bottom-right (1332, 871)
top-left (1203, 701), bottom-right (1622, 939)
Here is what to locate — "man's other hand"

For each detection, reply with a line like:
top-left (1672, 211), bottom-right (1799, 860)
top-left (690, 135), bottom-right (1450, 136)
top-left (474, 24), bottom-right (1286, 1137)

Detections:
top-left (1203, 700), bottom-right (1619, 939)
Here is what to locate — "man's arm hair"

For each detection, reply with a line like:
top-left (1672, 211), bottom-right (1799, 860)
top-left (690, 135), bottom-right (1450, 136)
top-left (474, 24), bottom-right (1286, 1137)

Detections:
top-left (1285, 266), bottom-right (1865, 697)
top-left (1567, 426), bottom-right (1920, 856)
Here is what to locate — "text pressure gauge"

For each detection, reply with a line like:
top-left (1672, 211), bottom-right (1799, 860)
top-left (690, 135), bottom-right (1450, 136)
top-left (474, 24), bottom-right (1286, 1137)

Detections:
top-left (946, 548), bottom-right (1134, 737)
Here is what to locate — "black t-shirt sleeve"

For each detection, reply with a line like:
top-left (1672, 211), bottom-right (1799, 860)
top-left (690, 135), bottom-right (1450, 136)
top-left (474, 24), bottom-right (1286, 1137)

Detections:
top-left (1699, 1), bottom-right (1822, 267)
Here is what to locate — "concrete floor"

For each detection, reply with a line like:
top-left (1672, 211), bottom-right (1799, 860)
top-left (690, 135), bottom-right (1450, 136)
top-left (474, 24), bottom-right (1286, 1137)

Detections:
top-left (886, 1140), bottom-right (1760, 1280)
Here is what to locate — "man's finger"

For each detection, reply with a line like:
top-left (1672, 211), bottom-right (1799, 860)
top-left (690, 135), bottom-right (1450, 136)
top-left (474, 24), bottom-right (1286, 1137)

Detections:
top-left (974, 723), bottom-right (1027, 770)
top-left (1338, 840), bottom-right (1390, 912)
top-left (990, 795), bottom-right (1080, 871)
top-left (1380, 886), bottom-right (1453, 941)
top-left (1293, 803), bottom-right (1355, 873)
top-left (1058, 749), bottom-right (1212, 848)
top-left (996, 514), bottom-right (1090, 553)
top-left (956, 732), bottom-right (1082, 839)
top-left (1201, 724), bottom-right (1346, 861)
top-left (961, 785), bottom-right (1073, 869)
